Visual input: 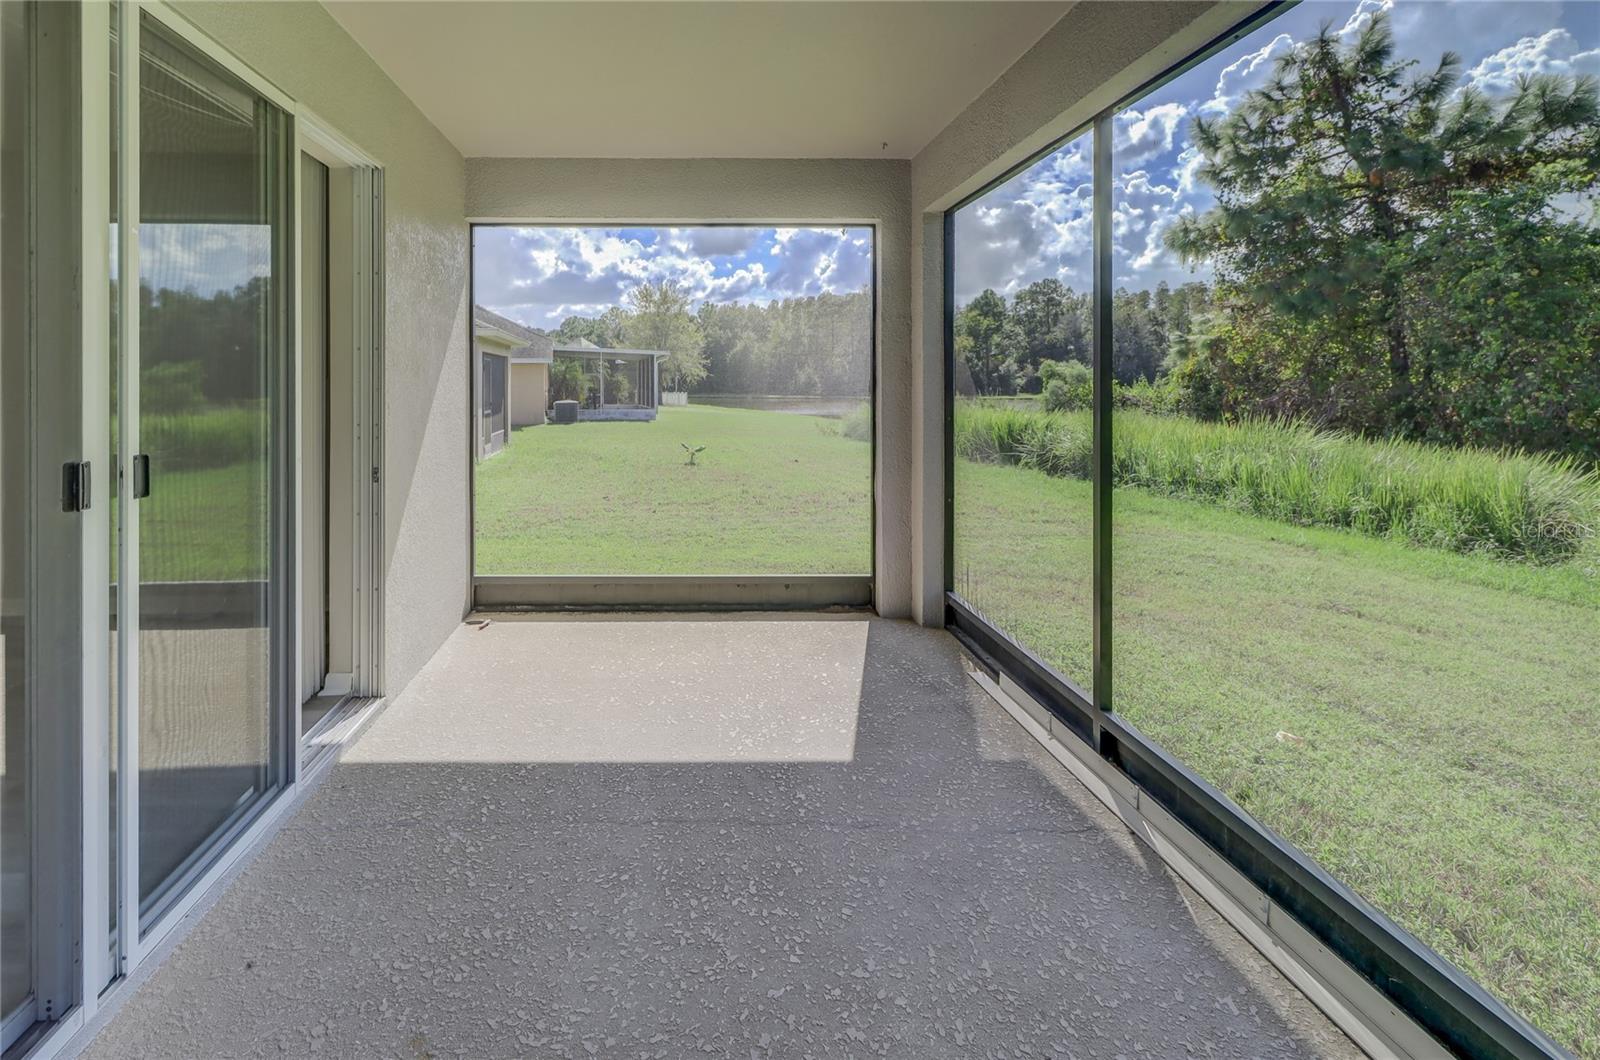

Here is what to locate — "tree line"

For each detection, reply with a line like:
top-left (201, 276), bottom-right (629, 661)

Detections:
top-left (552, 283), bottom-right (871, 397)
top-left (955, 280), bottom-right (1214, 395)
top-left (957, 12), bottom-right (1600, 463)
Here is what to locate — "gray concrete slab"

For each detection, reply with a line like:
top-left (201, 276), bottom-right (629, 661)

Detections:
top-left (83, 615), bottom-right (1361, 1059)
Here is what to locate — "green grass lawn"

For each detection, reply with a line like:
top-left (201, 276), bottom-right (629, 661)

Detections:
top-left (129, 461), bottom-right (267, 583)
top-left (474, 405), bottom-right (872, 575)
top-left (955, 457), bottom-right (1600, 1056)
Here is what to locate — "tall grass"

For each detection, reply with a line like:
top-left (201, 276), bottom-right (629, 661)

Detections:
top-left (955, 404), bottom-right (1600, 564)
top-left (142, 406), bottom-right (265, 470)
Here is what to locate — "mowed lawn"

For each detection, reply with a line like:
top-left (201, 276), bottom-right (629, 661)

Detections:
top-left (129, 462), bottom-right (268, 583)
top-left (474, 405), bottom-right (872, 575)
top-left (956, 458), bottom-right (1600, 1056)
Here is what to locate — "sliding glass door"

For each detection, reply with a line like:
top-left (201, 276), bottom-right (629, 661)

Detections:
top-left (117, 7), bottom-right (293, 934)
top-left (4, 3), bottom-right (306, 1047)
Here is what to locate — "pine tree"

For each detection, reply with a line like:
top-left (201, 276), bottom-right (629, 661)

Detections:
top-left (1167, 11), bottom-right (1599, 436)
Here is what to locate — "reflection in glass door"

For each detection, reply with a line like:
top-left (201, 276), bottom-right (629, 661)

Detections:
top-left (125, 11), bottom-right (291, 927)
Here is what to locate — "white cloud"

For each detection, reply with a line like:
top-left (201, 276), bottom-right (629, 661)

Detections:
top-left (1114, 102), bottom-right (1190, 168)
top-left (1336, 0), bottom-right (1394, 42)
top-left (1113, 171), bottom-right (1193, 275)
top-left (474, 225), bottom-right (871, 329)
top-left (1202, 32), bottom-right (1293, 115)
top-left (764, 227), bottom-right (862, 296)
top-left (1465, 28), bottom-right (1600, 95)
top-left (670, 226), bottom-right (762, 257)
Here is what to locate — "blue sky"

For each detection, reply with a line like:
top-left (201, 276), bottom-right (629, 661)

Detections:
top-left (954, 0), bottom-right (1600, 305)
top-left (475, 225), bottom-right (874, 331)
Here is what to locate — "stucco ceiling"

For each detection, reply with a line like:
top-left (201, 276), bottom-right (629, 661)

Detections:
top-left (322, 1), bottom-right (1071, 159)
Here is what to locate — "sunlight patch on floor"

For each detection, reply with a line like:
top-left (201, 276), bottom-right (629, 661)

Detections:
top-left (347, 614), bottom-right (868, 764)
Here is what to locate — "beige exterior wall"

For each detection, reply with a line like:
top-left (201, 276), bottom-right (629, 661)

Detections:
top-left (510, 363), bottom-right (548, 427)
top-left (175, 1), bottom-right (470, 696)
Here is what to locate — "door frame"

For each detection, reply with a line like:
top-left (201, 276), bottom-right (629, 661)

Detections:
top-left (293, 106), bottom-right (386, 753)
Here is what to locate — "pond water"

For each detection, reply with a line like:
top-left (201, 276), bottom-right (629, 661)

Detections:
top-left (691, 395), bottom-right (868, 418)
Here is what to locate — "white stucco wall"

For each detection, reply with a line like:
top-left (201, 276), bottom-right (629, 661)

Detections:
top-left (175, 1), bottom-right (470, 695)
top-left (906, 1), bottom-right (1266, 625)
top-left (467, 159), bottom-right (914, 617)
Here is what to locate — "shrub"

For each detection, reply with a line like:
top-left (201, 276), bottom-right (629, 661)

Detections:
top-left (1039, 360), bottom-right (1091, 412)
top-left (954, 403), bottom-right (1600, 564)
top-left (1036, 361), bottom-right (1188, 416)
top-left (548, 359), bottom-right (590, 404)
top-left (838, 402), bottom-right (872, 442)
top-left (1115, 375), bottom-right (1183, 416)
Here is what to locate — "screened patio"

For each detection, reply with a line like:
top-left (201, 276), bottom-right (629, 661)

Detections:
top-left (5, 1), bottom-right (1587, 1059)
top-left (554, 343), bottom-right (665, 422)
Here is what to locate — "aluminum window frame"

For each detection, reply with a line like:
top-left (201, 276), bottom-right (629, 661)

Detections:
top-left (294, 105), bottom-right (387, 708)
top-left (114, 0), bottom-right (300, 966)
top-left (465, 220), bottom-right (879, 612)
top-left (939, 4), bottom-right (1570, 1057)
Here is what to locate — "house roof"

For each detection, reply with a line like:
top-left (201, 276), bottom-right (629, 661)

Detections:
top-left (473, 304), bottom-right (554, 361)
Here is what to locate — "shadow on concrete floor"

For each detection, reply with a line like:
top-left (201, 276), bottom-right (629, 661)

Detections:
top-left (83, 615), bottom-right (1361, 1059)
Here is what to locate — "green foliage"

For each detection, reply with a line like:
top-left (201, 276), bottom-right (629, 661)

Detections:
top-left (1166, 10), bottom-right (1600, 455)
top-left (954, 288), bottom-right (1024, 394)
top-left (1399, 160), bottom-right (1600, 463)
top-left (1035, 362), bottom-right (1187, 416)
top-left (838, 402), bottom-right (872, 442)
top-left (604, 362), bottom-right (635, 404)
top-left (556, 306), bottom-right (629, 348)
top-left (135, 276), bottom-right (275, 404)
top-left (623, 280), bottom-right (708, 392)
top-left (548, 358), bottom-right (590, 404)
top-left (1039, 359), bottom-right (1091, 412)
top-left (955, 403), bottom-right (1599, 563)
top-left (140, 361), bottom-right (205, 414)
top-left (955, 280), bottom-right (1213, 398)
top-left (697, 289), bottom-right (870, 397)
top-left (142, 406), bottom-right (265, 471)
top-left (552, 287), bottom-right (872, 401)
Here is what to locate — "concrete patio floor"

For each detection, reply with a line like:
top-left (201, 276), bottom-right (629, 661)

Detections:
top-left (82, 614), bottom-right (1361, 1059)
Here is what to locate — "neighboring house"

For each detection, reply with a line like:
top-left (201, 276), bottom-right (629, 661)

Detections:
top-left (473, 304), bottom-right (553, 457)
top-left (550, 338), bottom-right (668, 422)
top-left (474, 306), bottom-right (670, 459)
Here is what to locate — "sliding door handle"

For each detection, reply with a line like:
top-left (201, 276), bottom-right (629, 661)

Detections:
top-left (62, 461), bottom-right (91, 512)
top-left (132, 453), bottom-right (151, 499)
